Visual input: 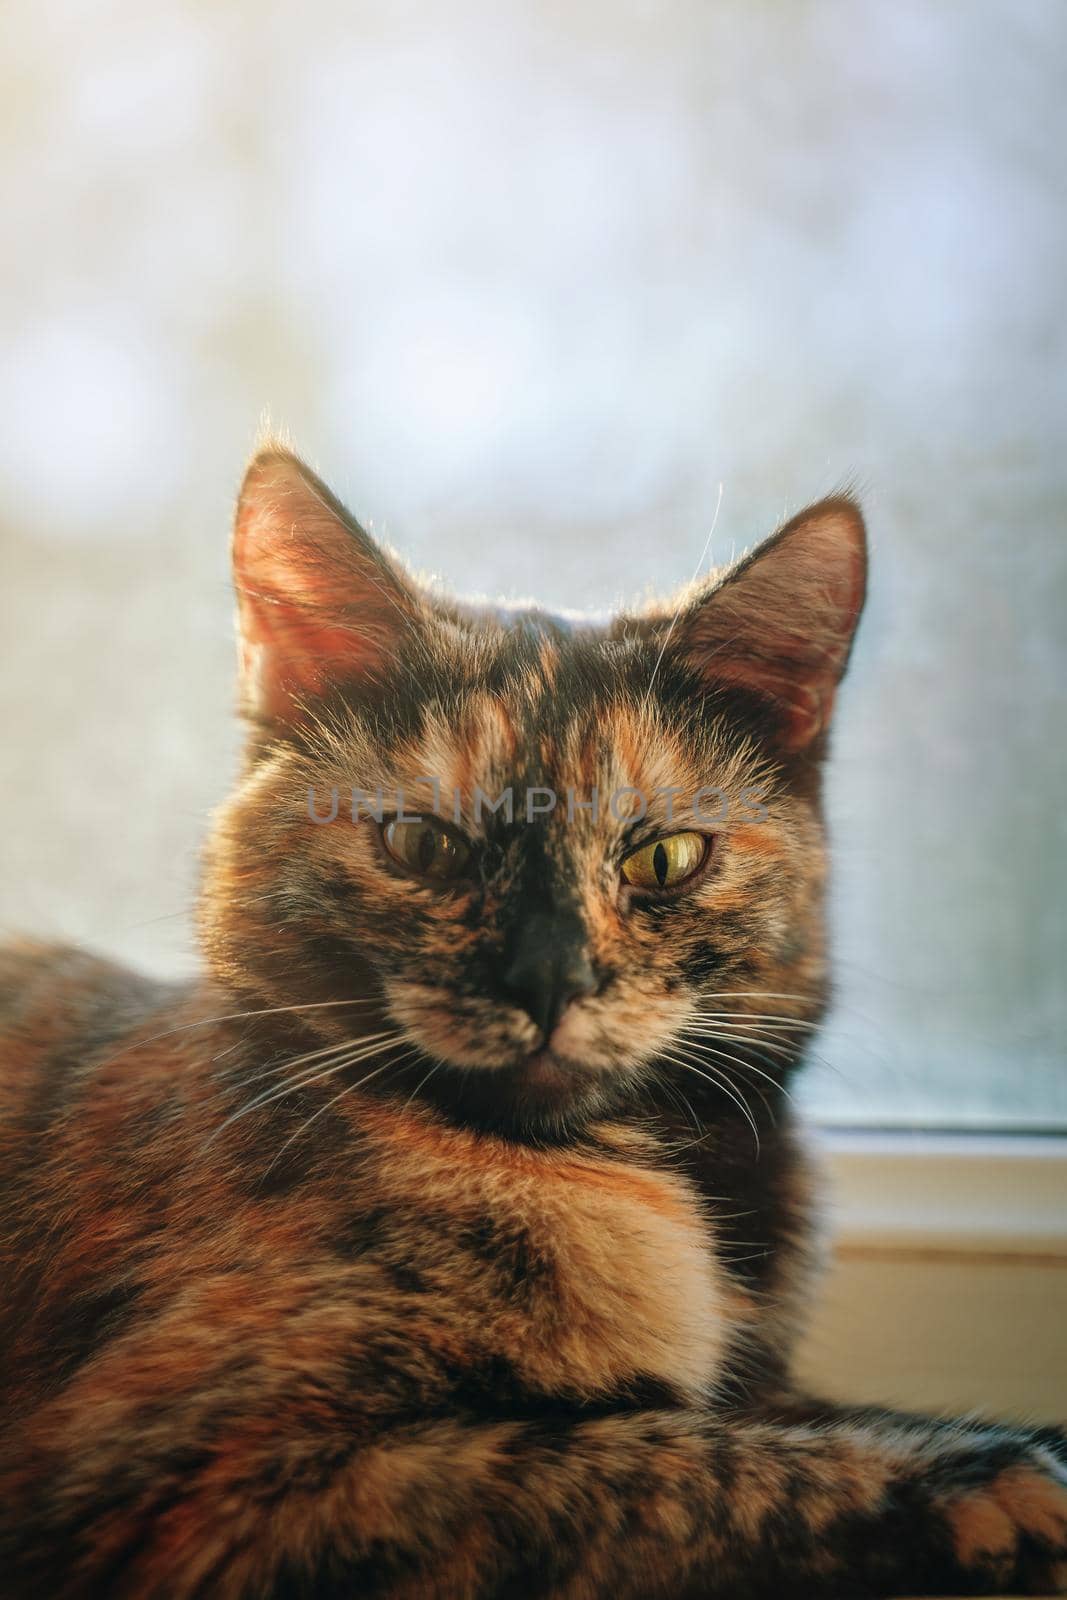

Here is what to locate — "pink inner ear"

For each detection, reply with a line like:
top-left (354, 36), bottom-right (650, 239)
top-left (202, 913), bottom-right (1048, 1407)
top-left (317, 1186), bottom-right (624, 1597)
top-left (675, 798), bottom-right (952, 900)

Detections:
top-left (680, 499), bottom-right (866, 752)
top-left (701, 656), bottom-right (839, 751)
top-left (232, 450), bottom-right (417, 723)
top-left (237, 589), bottom-right (386, 711)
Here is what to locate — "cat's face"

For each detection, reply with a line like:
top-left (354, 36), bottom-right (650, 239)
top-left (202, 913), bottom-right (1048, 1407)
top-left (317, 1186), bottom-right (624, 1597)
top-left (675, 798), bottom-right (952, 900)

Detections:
top-left (202, 449), bottom-right (865, 1135)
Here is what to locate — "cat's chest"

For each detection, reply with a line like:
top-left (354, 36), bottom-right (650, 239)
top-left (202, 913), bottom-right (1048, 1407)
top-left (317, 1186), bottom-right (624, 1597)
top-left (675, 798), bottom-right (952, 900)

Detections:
top-left (490, 1162), bottom-right (739, 1400)
top-left (368, 1118), bottom-right (744, 1402)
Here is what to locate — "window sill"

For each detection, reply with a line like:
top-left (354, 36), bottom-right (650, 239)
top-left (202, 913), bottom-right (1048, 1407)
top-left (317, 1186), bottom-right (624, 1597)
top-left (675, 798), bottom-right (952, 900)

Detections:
top-left (815, 1128), bottom-right (1067, 1258)
top-left (793, 1130), bottom-right (1067, 1423)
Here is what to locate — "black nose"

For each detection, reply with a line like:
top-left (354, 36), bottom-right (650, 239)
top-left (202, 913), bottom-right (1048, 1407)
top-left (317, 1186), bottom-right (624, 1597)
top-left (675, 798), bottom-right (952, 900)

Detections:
top-left (500, 912), bottom-right (597, 1041)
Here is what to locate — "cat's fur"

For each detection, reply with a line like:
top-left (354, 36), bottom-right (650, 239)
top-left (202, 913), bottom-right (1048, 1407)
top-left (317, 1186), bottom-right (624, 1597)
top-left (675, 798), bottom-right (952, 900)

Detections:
top-left (0, 447), bottom-right (1064, 1599)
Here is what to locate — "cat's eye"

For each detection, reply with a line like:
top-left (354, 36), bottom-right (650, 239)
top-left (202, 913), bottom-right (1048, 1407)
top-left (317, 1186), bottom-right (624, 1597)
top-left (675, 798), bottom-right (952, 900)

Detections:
top-left (381, 817), bottom-right (471, 882)
top-left (620, 830), bottom-right (708, 892)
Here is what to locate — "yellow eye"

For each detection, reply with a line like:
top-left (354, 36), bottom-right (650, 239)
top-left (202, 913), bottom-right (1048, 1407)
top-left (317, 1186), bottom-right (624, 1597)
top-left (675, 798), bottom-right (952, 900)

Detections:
top-left (382, 818), bottom-right (471, 881)
top-left (620, 831), bottom-right (708, 891)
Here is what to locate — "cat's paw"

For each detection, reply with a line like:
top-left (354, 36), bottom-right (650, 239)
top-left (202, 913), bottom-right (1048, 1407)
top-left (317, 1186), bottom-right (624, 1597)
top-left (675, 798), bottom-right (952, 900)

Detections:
top-left (925, 1438), bottom-right (1067, 1595)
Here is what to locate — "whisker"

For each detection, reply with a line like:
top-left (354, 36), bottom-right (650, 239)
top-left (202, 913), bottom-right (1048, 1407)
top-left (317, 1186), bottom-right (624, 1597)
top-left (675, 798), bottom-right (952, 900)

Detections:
top-left (718, 1039), bottom-right (804, 1082)
top-left (657, 1048), bottom-right (761, 1155)
top-left (702, 1053), bottom-right (775, 1123)
top-left (679, 1032), bottom-right (794, 1101)
top-left (701, 992), bottom-right (815, 1005)
top-left (261, 1048), bottom-right (421, 1178)
top-left (657, 1095), bottom-right (716, 1156)
top-left (209, 1038), bottom-right (245, 1064)
top-left (96, 998), bottom-right (383, 1072)
top-left (646, 1065), bottom-right (705, 1140)
top-left (683, 1034), bottom-right (803, 1091)
top-left (401, 1056), bottom-right (446, 1111)
top-left (222, 1029), bottom-right (399, 1093)
top-left (693, 1031), bottom-right (813, 1059)
top-left (697, 1011), bottom-right (819, 1031)
top-left (715, 1035), bottom-right (795, 1062)
top-left (701, 1052), bottom-right (784, 1118)
top-left (683, 1025), bottom-right (798, 1059)
top-left (693, 1058), bottom-right (762, 1151)
top-left (691, 1019), bottom-right (844, 1081)
top-left (204, 1033), bottom-right (405, 1146)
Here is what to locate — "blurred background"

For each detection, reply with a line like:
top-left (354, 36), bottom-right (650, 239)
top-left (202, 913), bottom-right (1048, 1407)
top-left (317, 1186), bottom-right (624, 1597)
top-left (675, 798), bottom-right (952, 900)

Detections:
top-left (1, 0), bottom-right (1063, 1128)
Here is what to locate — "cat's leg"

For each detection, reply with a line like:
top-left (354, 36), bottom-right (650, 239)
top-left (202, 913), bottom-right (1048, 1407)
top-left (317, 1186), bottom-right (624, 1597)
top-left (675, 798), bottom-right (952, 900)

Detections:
top-left (752, 1393), bottom-right (1067, 1589)
top-left (6, 1401), bottom-right (1066, 1598)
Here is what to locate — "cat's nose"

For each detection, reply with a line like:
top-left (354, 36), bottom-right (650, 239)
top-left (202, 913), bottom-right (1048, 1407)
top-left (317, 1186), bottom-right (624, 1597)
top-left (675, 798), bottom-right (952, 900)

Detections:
top-left (500, 912), bottom-right (598, 1042)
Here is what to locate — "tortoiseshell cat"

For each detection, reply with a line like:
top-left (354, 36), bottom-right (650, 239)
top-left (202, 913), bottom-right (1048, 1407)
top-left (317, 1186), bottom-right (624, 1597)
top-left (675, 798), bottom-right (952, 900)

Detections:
top-left (1, 447), bottom-right (1064, 1599)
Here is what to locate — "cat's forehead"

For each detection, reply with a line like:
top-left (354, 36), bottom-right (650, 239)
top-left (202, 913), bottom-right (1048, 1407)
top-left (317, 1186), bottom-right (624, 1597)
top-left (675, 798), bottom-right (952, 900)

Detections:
top-left (415, 686), bottom-right (693, 797)
top-left (427, 611), bottom-right (665, 754)
top-left (434, 602), bottom-right (656, 707)
top-left (301, 605), bottom-right (771, 843)
top-left (330, 619), bottom-right (769, 843)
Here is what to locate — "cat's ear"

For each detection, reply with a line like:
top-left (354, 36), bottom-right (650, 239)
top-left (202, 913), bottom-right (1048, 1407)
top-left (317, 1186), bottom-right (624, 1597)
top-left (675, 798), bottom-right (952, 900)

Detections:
top-left (673, 496), bottom-right (866, 752)
top-left (232, 447), bottom-right (422, 725)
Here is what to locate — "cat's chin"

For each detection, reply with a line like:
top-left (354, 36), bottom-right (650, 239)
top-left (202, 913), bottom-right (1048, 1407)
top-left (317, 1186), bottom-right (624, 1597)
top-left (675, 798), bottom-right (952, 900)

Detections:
top-left (394, 1044), bottom-right (633, 1141)
top-left (515, 1047), bottom-right (575, 1094)
top-left (501, 1047), bottom-right (615, 1128)
top-left (503, 1046), bottom-right (613, 1125)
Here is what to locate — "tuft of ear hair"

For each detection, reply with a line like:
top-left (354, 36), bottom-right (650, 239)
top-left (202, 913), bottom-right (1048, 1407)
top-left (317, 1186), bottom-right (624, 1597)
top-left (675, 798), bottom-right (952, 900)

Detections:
top-left (675, 496), bottom-right (867, 752)
top-left (232, 446), bottom-right (421, 726)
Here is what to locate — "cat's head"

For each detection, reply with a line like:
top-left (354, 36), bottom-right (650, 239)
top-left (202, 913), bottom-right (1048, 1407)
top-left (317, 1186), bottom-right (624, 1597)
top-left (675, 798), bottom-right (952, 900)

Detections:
top-left (201, 446), bottom-right (865, 1137)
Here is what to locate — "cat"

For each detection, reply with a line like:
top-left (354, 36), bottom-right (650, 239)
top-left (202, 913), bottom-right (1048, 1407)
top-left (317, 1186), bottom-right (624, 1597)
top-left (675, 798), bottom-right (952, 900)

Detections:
top-left (0, 444), bottom-right (1064, 1599)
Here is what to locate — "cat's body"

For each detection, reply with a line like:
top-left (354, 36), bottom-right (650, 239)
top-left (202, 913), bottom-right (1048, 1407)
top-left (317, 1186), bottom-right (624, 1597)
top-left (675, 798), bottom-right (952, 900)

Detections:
top-left (1, 450), bottom-right (1064, 1598)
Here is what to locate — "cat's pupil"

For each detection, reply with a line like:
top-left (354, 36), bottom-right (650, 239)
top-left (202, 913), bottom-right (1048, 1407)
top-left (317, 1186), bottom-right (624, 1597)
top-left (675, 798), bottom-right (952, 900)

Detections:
top-left (653, 842), bottom-right (669, 886)
top-left (418, 826), bottom-right (438, 873)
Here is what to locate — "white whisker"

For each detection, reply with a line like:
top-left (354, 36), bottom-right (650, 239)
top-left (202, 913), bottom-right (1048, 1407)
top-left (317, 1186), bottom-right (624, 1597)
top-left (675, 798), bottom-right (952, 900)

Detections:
top-left (683, 1025), bottom-right (797, 1059)
top-left (224, 1029), bottom-right (399, 1093)
top-left (697, 1010), bottom-right (819, 1030)
top-left (261, 1047), bottom-right (421, 1178)
top-left (657, 1048), bottom-right (761, 1155)
top-left (679, 1030), bottom-right (794, 1098)
top-left (701, 991), bottom-right (815, 1004)
top-left (401, 1056), bottom-right (446, 1111)
top-left (204, 1032), bottom-right (405, 1146)
top-left (646, 1065), bottom-right (705, 1141)
top-left (705, 1047), bottom-right (792, 1108)
top-left (97, 998), bottom-right (382, 1072)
